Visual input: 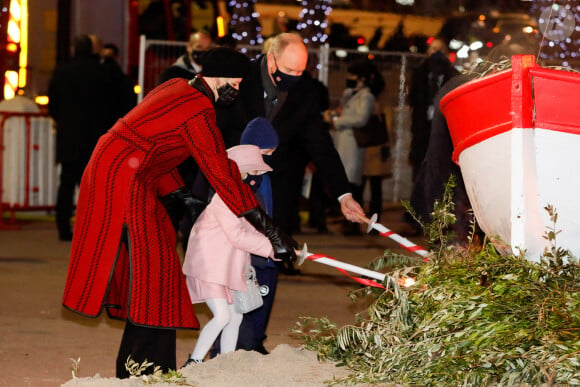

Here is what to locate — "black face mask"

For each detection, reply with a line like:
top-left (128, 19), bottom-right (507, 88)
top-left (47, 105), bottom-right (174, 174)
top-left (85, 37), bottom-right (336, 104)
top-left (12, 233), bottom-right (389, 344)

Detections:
top-left (262, 154), bottom-right (274, 167)
top-left (271, 56), bottom-right (301, 91)
top-left (191, 50), bottom-right (206, 64)
top-left (215, 83), bottom-right (240, 106)
top-left (345, 78), bottom-right (358, 89)
top-left (243, 174), bottom-right (263, 191)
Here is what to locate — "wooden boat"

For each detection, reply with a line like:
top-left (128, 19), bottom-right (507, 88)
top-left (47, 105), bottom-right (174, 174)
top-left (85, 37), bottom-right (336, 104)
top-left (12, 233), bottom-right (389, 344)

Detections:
top-left (440, 55), bottom-right (580, 261)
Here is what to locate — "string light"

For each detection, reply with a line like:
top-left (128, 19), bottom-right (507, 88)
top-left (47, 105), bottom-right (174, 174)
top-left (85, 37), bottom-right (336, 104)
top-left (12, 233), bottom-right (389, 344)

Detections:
top-left (228, 0), bottom-right (263, 46)
top-left (532, 0), bottom-right (580, 67)
top-left (297, 0), bottom-right (331, 47)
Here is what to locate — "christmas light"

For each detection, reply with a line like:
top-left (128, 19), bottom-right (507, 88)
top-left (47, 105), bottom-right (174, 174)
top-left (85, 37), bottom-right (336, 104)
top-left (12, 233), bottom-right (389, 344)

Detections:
top-left (532, 0), bottom-right (580, 67)
top-left (228, 0), bottom-right (263, 46)
top-left (297, 0), bottom-right (331, 47)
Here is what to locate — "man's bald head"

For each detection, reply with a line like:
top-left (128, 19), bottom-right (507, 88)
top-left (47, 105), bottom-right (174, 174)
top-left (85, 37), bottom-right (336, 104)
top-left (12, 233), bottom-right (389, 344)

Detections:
top-left (188, 31), bottom-right (213, 53)
top-left (266, 33), bottom-right (308, 90)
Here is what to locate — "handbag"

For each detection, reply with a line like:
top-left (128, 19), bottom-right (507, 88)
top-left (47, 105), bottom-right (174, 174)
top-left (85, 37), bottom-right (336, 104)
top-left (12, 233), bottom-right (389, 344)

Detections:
top-left (233, 265), bottom-right (263, 314)
top-left (353, 113), bottom-right (389, 148)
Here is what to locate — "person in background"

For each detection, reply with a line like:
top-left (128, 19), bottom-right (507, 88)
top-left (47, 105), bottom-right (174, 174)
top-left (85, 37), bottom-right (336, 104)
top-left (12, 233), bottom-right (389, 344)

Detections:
top-left (88, 34), bottom-right (103, 58)
top-left (48, 34), bottom-right (114, 241)
top-left (61, 47), bottom-right (297, 378)
top-left (323, 60), bottom-right (382, 235)
top-left (182, 144), bottom-right (277, 366)
top-left (216, 32), bottom-right (365, 239)
top-left (100, 42), bottom-right (137, 123)
top-left (361, 66), bottom-right (388, 224)
top-left (158, 30), bottom-right (213, 83)
top-left (408, 37), bottom-right (459, 180)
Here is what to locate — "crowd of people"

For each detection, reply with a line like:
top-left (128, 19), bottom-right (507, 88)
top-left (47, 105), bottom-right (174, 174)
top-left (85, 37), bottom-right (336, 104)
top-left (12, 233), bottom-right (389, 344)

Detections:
top-left (43, 24), bottom-right (514, 378)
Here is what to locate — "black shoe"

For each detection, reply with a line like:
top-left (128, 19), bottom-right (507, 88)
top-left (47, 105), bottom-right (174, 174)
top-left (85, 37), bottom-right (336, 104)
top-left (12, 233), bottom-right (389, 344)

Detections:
top-left (181, 357), bottom-right (202, 368)
top-left (254, 344), bottom-right (269, 355)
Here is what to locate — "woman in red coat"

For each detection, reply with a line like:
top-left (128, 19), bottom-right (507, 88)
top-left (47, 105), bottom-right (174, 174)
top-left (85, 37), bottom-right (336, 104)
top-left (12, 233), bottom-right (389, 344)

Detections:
top-left (61, 48), bottom-right (296, 377)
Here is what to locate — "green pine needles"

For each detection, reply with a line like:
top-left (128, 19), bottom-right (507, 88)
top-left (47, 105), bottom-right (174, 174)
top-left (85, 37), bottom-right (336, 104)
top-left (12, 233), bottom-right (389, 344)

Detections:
top-left (294, 181), bottom-right (580, 386)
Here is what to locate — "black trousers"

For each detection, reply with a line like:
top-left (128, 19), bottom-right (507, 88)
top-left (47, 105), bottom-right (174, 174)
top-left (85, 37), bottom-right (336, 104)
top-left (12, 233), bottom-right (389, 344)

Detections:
top-left (116, 321), bottom-right (176, 378)
top-left (307, 172), bottom-right (329, 230)
top-left (364, 176), bottom-right (383, 221)
top-left (56, 161), bottom-right (85, 237)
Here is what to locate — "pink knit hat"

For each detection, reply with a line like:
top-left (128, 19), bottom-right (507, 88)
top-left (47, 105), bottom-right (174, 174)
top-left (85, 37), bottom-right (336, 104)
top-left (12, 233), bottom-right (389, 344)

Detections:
top-left (226, 145), bottom-right (273, 174)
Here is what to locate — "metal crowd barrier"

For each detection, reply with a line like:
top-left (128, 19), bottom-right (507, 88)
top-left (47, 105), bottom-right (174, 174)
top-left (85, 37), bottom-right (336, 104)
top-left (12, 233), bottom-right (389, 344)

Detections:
top-left (0, 112), bottom-right (57, 228)
top-left (137, 36), bottom-right (427, 202)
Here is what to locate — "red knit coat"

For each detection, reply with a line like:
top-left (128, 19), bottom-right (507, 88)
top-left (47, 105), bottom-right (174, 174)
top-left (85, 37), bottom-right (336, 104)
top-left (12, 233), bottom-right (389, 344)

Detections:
top-left (62, 78), bottom-right (258, 329)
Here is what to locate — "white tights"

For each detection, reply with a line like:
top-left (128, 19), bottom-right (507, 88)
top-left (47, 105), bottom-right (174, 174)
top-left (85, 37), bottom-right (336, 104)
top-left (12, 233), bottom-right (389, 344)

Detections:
top-left (191, 298), bottom-right (242, 361)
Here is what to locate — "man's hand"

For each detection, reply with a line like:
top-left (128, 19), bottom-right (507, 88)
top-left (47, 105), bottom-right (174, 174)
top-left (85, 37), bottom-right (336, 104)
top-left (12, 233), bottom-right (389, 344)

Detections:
top-left (339, 194), bottom-right (365, 223)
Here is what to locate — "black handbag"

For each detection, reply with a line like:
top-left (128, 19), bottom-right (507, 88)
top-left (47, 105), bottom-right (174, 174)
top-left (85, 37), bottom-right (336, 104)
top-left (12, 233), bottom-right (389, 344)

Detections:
top-left (353, 113), bottom-right (389, 148)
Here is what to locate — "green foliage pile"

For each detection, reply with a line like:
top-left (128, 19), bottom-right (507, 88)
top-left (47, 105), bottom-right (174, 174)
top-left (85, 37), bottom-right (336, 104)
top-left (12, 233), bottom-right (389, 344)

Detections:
top-left (294, 186), bottom-right (580, 385)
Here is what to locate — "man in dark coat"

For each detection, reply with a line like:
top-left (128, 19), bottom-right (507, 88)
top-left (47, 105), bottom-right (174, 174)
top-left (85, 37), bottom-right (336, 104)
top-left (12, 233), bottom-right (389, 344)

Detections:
top-left (61, 47), bottom-right (297, 377)
top-left (158, 30), bottom-right (213, 83)
top-left (48, 34), bottom-right (114, 240)
top-left (215, 32), bottom-right (365, 354)
top-left (408, 38), bottom-right (459, 180)
top-left (408, 74), bottom-right (473, 241)
top-left (100, 42), bottom-right (137, 122)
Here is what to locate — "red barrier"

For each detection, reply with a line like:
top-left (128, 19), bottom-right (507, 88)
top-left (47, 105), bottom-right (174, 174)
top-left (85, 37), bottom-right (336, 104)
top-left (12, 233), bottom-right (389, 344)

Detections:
top-left (0, 111), bottom-right (57, 229)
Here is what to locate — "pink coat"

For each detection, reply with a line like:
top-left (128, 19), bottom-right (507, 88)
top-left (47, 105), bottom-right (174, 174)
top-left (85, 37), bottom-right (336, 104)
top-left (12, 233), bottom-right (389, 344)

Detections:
top-left (183, 193), bottom-right (274, 294)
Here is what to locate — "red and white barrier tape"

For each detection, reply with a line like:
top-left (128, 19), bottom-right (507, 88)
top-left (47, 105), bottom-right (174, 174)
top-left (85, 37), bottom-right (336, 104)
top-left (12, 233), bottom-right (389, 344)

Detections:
top-left (297, 244), bottom-right (415, 289)
top-left (364, 213), bottom-right (430, 260)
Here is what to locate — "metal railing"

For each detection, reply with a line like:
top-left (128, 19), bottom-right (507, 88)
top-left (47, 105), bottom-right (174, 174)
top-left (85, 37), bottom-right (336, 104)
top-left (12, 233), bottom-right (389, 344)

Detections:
top-left (0, 112), bottom-right (57, 228)
top-left (137, 36), bottom-right (427, 202)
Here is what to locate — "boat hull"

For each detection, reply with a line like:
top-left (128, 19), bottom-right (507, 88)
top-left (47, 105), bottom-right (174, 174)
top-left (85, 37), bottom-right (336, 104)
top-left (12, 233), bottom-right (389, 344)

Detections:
top-left (441, 55), bottom-right (580, 261)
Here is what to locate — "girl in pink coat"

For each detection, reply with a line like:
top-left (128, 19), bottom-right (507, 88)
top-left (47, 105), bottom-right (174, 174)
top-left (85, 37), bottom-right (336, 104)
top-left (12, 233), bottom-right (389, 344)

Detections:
top-left (182, 145), bottom-right (276, 364)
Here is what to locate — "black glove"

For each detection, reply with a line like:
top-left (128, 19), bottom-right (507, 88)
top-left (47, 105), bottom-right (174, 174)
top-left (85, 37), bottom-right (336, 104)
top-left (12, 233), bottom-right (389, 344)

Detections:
top-left (159, 188), bottom-right (207, 231)
top-left (242, 206), bottom-right (298, 262)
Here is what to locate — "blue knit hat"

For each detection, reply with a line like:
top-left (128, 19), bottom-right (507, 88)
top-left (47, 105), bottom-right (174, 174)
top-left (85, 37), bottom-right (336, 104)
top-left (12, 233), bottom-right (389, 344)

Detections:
top-left (240, 117), bottom-right (279, 149)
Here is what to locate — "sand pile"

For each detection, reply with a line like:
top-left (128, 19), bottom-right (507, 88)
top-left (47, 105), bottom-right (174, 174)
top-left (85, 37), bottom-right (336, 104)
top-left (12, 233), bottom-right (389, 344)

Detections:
top-left (62, 344), bottom-right (352, 387)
